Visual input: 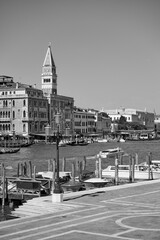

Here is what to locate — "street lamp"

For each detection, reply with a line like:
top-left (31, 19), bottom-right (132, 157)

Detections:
top-left (52, 113), bottom-right (63, 202)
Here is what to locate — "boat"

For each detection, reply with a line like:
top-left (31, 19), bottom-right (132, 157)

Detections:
top-left (102, 164), bottom-right (160, 180)
top-left (83, 178), bottom-right (109, 188)
top-left (97, 147), bottom-right (124, 158)
top-left (0, 147), bottom-right (20, 154)
top-left (58, 140), bottom-right (67, 147)
top-left (97, 139), bottom-right (108, 143)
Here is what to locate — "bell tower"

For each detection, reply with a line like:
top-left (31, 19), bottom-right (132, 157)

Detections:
top-left (41, 44), bottom-right (57, 97)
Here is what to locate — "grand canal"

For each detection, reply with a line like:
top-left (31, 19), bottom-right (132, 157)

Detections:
top-left (1, 139), bottom-right (160, 221)
top-left (1, 139), bottom-right (160, 178)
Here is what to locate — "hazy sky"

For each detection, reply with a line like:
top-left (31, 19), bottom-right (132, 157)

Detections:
top-left (1, 0), bottom-right (160, 113)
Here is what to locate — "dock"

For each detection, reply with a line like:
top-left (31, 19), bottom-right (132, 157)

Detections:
top-left (1, 179), bottom-right (160, 239)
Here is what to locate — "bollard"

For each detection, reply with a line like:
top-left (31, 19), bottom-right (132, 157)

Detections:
top-left (1, 163), bottom-right (5, 214)
top-left (135, 153), bottom-right (139, 165)
top-left (28, 160), bottom-right (32, 178)
top-left (115, 157), bottom-right (119, 185)
top-left (17, 163), bottom-right (20, 177)
top-left (95, 159), bottom-right (99, 178)
top-left (33, 166), bottom-right (36, 180)
top-left (79, 161), bottom-right (83, 182)
top-left (129, 155), bottom-right (132, 182)
top-left (62, 157), bottom-right (66, 172)
top-left (52, 159), bottom-right (56, 192)
top-left (131, 156), bottom-right (135, 182)
top-left (82, 156), bottom-right (86, 171)
top-left (71, 162), bottom-right (76, 184)
top-left (98, 156), bottom-right (102, 179)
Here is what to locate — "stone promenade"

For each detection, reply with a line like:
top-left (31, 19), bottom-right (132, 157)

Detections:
top-left (0, 179), bottom-right (160, 240)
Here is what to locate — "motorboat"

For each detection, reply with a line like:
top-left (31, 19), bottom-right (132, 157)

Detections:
top-left (97, 139), bottom-right (108, 143)
top-left (102, 164), bottom-right (160, 180)
top-left (83, 178), bottom-right (109, 188)
top-left (97, 147), bottom-right (124, 158)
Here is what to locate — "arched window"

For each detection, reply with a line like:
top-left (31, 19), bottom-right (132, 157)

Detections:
top-left (12, 100), bottom-right (15, 107)
top-left (23, 110), bottom-right (26, 118)
top-left (23, 100), bottom-right (26, 106)
top-left (12, 124), bottom-right (15, 131)
top-left (8, 111), bottom-right (10, 118)
top-left (23, 124), bottom-right (26, 132)
top-left (13, 111), bottom-right (15, 119)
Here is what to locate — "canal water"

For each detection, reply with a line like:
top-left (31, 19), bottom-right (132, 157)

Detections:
top-left (1, 140), bottom-right (160, 220)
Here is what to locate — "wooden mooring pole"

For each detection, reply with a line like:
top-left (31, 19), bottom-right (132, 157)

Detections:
top-left (115, 156), bottom-right (119, 185)
top-left (1, 163), bottom-right (5, 214)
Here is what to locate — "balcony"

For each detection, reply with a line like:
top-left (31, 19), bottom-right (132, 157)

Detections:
top-left (0, 118), bottom-right (11, 122)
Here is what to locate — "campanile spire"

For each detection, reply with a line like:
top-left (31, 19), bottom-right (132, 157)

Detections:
top-left (41, 44), bottom-right (57, 96)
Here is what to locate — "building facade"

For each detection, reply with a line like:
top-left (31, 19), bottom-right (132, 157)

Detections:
top-left (0, 45), bottom-right (74, 137)
top-left (105, 108), bottom-right (154, 129)
top-left (73, 107), bottom-right (111, 137)
top-left (0, 76), bottom-right (48, 136)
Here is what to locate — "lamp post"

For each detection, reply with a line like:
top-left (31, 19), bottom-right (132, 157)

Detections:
top-left (52, 113), bottom-right (63, 202)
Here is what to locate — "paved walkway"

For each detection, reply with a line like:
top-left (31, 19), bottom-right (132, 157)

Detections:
top-left (0, 179), bottom-right (160, 239)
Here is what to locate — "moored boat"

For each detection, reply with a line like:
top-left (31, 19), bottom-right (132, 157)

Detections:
top-left (97, 147), bottom-right (124, 158)
top-left (102, 164), bottom-right (160, 180)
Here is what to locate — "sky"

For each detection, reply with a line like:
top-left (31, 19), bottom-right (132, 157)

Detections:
top-left (1, 0), bottom-right (160, 113)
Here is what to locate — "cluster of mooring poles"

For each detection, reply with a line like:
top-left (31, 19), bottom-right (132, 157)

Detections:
top-left (95, 151), bottom-right (153, 184)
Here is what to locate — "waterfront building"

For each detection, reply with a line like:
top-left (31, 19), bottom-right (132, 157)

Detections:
top-left (0, 75), bottom-right (48, 136)
top-left (41, 45), bottom-right (74, 137)
top-left (73, 107), bottom-right (111, 137)
top-left (73, 107), bottom-right (96, 135)
top-left (0, 45), bottom-right (74, 138)
top-left (154, 114), bottom-right (160, 134)
top-left (105, 108), bottom-right (154, 129)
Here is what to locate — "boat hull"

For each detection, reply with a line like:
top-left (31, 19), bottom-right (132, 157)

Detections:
top-left (102, 169), bottom-right (160, 180)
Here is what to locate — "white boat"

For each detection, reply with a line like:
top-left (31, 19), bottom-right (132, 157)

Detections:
top-left (97, 147), bottom-right (124, 158)
top-left (58, 140), bottom-right (67, 147)
top-left (83, 178), bottom-right (109, 188)
top-left (97, 139), bottom-right (108, 143)
top-left (102, 165), bottom-right (160, 180)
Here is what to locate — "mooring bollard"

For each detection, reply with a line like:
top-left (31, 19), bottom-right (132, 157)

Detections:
top-left (71, 162), bottom-right (76, 184)
top-left (28, 160), bottom-right (32, 178)
top-left (95, 159), bottom-right (99, 178)
top-left (82, 156), bottom-right (86, 171)
top-left (33, 165), bottom-right (36, 180)
top-left (115, 157), bottom-right (118, 185)
top-left (98, 156), bottom-right (102, 179)
top-left (79, 161), bottom-right (83, 181)
top-left (52, 159), bottom-right (56, 192)
top-left (17, 163), bottom-right (20, 177)
top-left (1, 163), bottom-right (5, 214)
top-left (131, 156), bottom-right (135, 182)
top-left (135, 153), bottom-right (139, 165)
top-left (129, 155), bottom-right (132, 182)
top-left (62, 157), bottom-right (66, 172)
